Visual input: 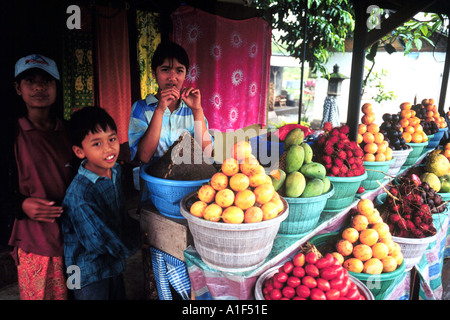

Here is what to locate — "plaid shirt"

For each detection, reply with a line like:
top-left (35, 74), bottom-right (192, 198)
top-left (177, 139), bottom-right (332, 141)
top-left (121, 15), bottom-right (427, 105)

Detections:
top-left (128, 94), bottom-right (211, 162)
top-left (61, 161), bottom-right (135, 288)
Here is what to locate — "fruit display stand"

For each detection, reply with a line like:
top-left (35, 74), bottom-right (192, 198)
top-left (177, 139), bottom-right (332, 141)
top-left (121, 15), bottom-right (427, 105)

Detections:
top-left (183, 152), bottom-right (450, 300)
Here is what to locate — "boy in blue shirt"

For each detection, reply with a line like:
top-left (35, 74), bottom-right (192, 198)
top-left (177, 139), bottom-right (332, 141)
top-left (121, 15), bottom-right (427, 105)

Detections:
top-left (62, 107), bottom-right (139, 300)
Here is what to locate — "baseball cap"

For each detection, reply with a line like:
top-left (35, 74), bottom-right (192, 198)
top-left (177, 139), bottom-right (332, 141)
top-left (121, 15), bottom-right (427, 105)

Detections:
top-left (14, 54), bottom-right (60, 80)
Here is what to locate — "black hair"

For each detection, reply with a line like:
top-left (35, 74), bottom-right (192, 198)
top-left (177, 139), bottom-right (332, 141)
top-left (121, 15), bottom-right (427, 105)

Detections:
top-left (151, 41), bottom-right (189, 72)
top-left (68, 106), bottom-right (117, 147)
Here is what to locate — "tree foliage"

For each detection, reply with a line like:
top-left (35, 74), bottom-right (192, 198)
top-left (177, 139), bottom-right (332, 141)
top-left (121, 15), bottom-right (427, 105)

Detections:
top-left (252, 0), bottom-right (355, 76)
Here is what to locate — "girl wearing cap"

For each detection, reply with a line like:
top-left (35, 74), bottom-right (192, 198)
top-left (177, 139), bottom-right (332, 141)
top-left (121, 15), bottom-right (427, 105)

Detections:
top-left (3, 54), bottom-right (74, 300)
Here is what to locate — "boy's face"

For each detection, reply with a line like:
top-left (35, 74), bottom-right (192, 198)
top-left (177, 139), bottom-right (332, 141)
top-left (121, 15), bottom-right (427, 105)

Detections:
top-left (14, 69), bottom-right (57, 109)
top-left (73, 126), bottom-right (120, 178)
top-left (153, 58), bottom-right (187, 92)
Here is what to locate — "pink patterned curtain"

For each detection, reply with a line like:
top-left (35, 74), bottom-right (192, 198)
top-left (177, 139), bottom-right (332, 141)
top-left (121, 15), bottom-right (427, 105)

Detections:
top-left (171, 6), bottom-right (271, 132)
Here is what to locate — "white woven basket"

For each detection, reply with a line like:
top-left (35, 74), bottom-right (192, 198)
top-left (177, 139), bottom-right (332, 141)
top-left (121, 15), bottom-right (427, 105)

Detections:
top-left (391, 234), bottom-right (436, 271)
top-left (387, 147), bottom-right (413, 177)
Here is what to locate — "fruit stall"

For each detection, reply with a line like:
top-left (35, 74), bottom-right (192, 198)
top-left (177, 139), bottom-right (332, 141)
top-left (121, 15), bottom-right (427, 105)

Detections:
top-left (138, 99), bottom-right (450, 301)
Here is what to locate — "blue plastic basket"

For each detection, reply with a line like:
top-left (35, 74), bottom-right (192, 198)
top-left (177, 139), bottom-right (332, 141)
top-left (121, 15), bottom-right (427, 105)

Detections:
top-left (140, 163), bottom-right (210, 219)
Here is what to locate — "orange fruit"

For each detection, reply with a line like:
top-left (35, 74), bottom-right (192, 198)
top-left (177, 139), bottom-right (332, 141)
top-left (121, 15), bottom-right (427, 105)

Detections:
top-left (336, 239), bottom-right (353, 256)
top-left (357, 133), bottom-right (363, 144)
top-left (404, 126), bottom-right (415, 134)
top-left (411, 132), bottom-right (423, 143)
top-left (363, 258), bottom-right (383, 274)
top-left (399, 118), bottom-right (409, 128)
top-left (390, 251), bottom-right (404, 266)
top-left (384, 148), bottom-right (393, 161)
top-left (269, 193), bottom-right (284, 214)
top-left (254, 184), bottom-right (275, 205)
top-left (342, 227), bottom-right (360, 243)
top-left (221, 158), bottom-right (240, 176)
top-left (190, 201), bottom-right (208, 218)
top-left (367, 209), bottom-right (382, 224)
top-left (358, 124), bottom-right (367, 134)
top-left (402, 132), bottom-right (412, 143)
top-left (362, 132), bottom-right (375, 144)
top-left (391, 242), bottom-right (402, 255)
top-left (363, 153), bottom-right (376, 162)
top-left (400, 102), bottom-right (411, 110)
top-left (382, 256), bottom-right (398, 272)
top-left (210, 172), bottom-right (228, 191)
top-left (357, 198), bottom-right (374, 215)
top-left (444, 149), bottom-right (450, 158)
top-left (351, 214), bottom-right (369, 231)
top-left (229, 173), bottom-right (250, 192)
top-left (198, 184), bottom-right (217, 203)
top-left (234, 189), bottom-right (256, 210)
top-left (413, 124), bottom-right (423, 132)
top-left (410, 110), bottom-right (416, 117)
top-left (400, 109), bottom-right (412, 119)
top-left (372, 222), bottom-right (391, 239)
top-left (408, 117), bottom-right (418, 127)
top-left (343, 258), bottom-right (364, 273)
top-left (379, 237), bottom-right (396, 254)
top-left (203, 203), bottom-right (223, 222)
top-left (261, 201), bottom-right (280, 221)
top-left (215, 188), bottom-right (235, 208)
top-left (331, 252), bottom-right (345, 265)
top-left (375, 153), bottom-right (386, 162)
top-left (373, 132), bottom-right (385, 144)
top-left (244, 206), bottom-right (263, 223)
top-left (367, 123), bottom-right (379, 134)
top-left (361, 114), bottom-right (374, 125)
top-left (239, 155), bottom-right (260, 175)
top-left (359, 229), bottom-right (379, 246)
top-left (231, 140), bottom-right (252, 161)
top-left (249, 172), bottom-right (268, 188)
top-left (376, 142), bottom-right (387, 154)
top-left (353, 244), bottom-right (373, 261)
top-left (371, 242), bottom-right (389, 260)
top-left (222, 206), bottom-right (244, 224)
top-left (364, 142), bottom-right (378, 154)
top-left (361, 103), bottom-right (373, 114)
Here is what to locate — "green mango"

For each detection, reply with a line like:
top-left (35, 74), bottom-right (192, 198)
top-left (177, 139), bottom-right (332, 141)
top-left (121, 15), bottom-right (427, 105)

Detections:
top-left (321, 176), bottom-right (331, 194)
top-left (285, 171), bottom-right (306, 198)
top-left (301, 142), bottom-right (313, 163)
top-left (300, 162), bottom-right (326, 180)
top-left (270, 169), bottom-right (286, 191)
top-left (301, 179), bottom-right (325, 198)
top-left (285, 145), bottom-right (305, 173)
top-left (283, 128), bottom-right (304, 151)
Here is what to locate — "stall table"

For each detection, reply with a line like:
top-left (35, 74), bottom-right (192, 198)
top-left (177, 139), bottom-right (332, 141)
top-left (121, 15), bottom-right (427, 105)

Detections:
top-left (184, 152), bottom-right (450, 300)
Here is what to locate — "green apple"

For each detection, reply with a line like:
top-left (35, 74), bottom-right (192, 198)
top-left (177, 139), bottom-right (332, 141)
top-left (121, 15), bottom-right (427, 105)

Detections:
top-left (439, 174), bottom-right (450, 193)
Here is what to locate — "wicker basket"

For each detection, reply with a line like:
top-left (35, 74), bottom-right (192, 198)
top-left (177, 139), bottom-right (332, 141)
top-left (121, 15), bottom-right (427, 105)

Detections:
top-left (391, 234), bottom-right (436, 271)
top-left (180, 192), bottom-right (289, 273)
top-left (278, 186), bottom-right (335, 237)
top-left (254, 264), bottom-right (374, 300)
top-left (387, 147), bottom-right (412, 177)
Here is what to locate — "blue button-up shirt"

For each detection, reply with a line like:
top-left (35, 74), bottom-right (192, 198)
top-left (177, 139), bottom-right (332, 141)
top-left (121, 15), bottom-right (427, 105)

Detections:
top-left (61, 161), bottom-right (136, 288)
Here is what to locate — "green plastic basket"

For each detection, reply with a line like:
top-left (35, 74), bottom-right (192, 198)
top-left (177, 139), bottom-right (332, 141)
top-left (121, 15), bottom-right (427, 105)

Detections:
top-left (361, 159), bottom-right (395, 191)
top-left (402, 141), bottom-right (428, 168)
top-left (310, 232), bottom-right (406, 300)
top-left (323, 172), bottom-right (367, 214)
top-left (278, 186), bottom-right (335, 237)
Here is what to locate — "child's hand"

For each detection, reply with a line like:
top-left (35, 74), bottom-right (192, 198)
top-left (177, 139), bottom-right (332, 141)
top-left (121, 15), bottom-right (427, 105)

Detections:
top-left (157, 86), bottom-right (180, 111)
top-left (181, 87), bottom-right (202, 111)
top-left (22, 198), bottom-right (63, 223)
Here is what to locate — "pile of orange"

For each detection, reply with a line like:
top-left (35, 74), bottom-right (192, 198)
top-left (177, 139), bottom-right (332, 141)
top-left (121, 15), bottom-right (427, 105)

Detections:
top-left (331, 199), bottom-right (403, 274)
top-left (398, 102), bottom-right (429, 144)
top-left (357, 103), bottom-right (393, 162)
top-left (189, 141), bottom-right (284, 224)
top-left (423, 98), bottom-right (447, 128)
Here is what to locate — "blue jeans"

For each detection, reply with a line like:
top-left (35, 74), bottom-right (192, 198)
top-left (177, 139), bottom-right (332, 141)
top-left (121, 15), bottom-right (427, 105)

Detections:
top-left (72, 274), bottom-right (126, 300)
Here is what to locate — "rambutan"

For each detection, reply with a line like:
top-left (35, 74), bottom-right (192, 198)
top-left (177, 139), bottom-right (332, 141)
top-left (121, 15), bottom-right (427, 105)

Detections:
top-left (322, 155), bottom-right (332, 164)
top-left (336, 142), bottom-right (345, 149)
top-left (337, 150), bottom-right (347, 160)
top-left (354, 148), bottom-right (364, 157)
top-left (334, 158), bottom-right (344, 168)
top-left (331, 166), bottom-right (340, 176)
top-left (330, 128), bottom-right (340, 136)
top-left (340, 166), bottom-right (348, 174)
top-left (323, 122), bottom-right (333, 132)
top-left (339, 125), bottom-right (350, 134)
top-left (347, 150), bottom-right (353, 158)
top-left (339, 133), bottom-right (348, 141)
top-left (317, 135), bottom-right (326, 146)
top-left (324, 145), bottom-right (334, 156)
top-left (329, 136), bottom-right (340, 145)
